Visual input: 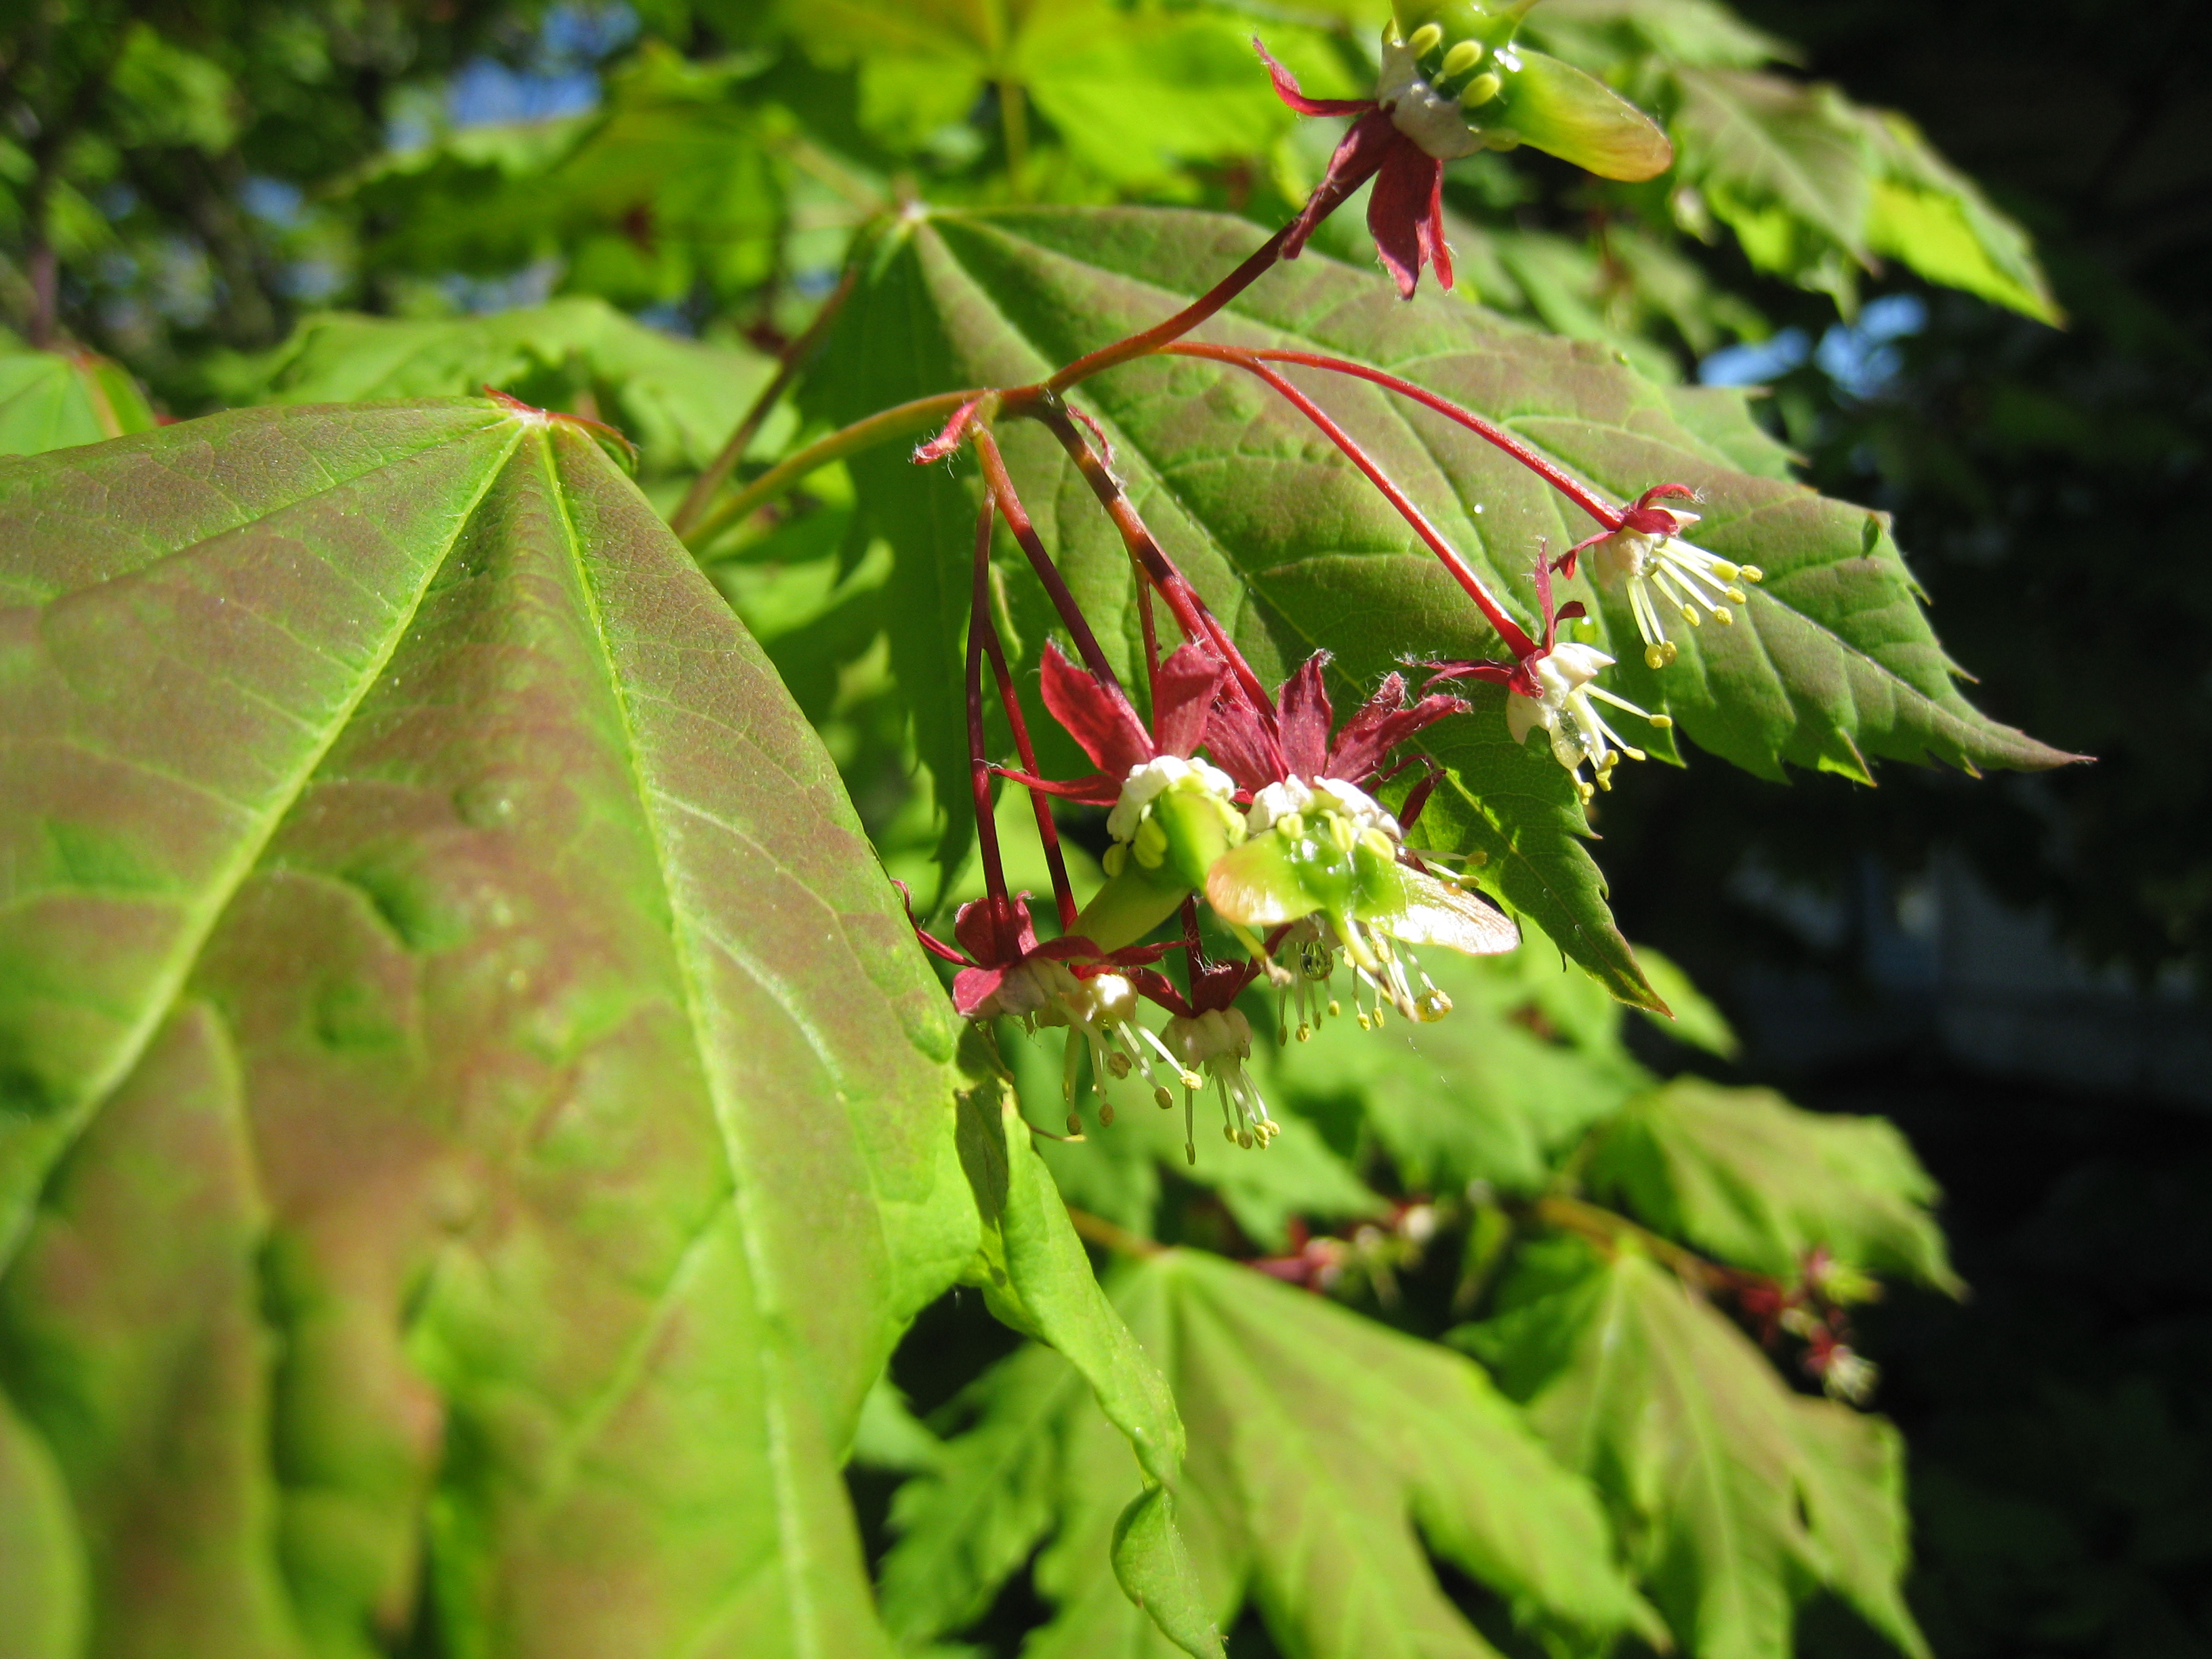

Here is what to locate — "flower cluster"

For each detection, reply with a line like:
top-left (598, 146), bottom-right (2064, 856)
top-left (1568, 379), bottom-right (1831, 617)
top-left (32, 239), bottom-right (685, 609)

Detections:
top-left (1736, 1248), bottom-right (1883, 1404)
top-left (895, 9), bottom-right (1755, 1157)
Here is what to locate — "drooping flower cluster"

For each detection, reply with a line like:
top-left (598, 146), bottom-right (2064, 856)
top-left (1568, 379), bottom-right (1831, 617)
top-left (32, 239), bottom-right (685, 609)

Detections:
top-left (893, 10), bottom-right (1761, 1157)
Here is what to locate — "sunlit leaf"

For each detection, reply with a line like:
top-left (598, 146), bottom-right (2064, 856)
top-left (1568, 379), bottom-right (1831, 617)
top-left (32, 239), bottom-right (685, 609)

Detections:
top-left (1860, 110), bottom-right (2063, 325)
top-left (1584, 1079), bottom-right (1960, 1290)
top-left (886, 1247), bottom-right (1661, 1656)
top-left (0, 340), bottom-right (157, 455)
top-left (1462, 1238), bottom-right (1931, 1659)
top-left (815, 205), bottom-right (2064, 1008)
top-left (1672, 67), bottom-right (1870, 266)
top-left (0, 399), bottom-right (981, 1654)
top-left (215, 297), bottom-right (776, 472)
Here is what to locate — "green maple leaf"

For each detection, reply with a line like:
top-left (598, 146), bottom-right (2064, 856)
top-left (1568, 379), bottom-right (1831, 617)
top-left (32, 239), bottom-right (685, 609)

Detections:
top-left (814, 205), bottom-right (2066, 1008)
top-left (1585, 1078), bottom-right (1961, 1291)
top-left (214, 298), bottom-right (779, 475)
top-left (0, 339), bottom-right (157, 456)
top-left (1462, 1238), bottom-right (1931, 1659)
top-left (1261, 937), bottom-right (1650, 1195)
top-left (884, 1246), bottom-right (1662, 1658)
top-left (0, 398), bottom-right (1185, 1654)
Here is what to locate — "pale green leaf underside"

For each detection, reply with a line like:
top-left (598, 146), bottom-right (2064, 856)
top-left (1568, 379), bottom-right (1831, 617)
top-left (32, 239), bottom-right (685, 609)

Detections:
top-left (1587, 1079), bottom-right (1961, 1291)
top-left (0, 401), bottom-right (978, 1656)
top-left (0, 342), bottom-right (158, 457)
top-left (886, 1248), bottom-right (1656, 1658)
top-left (1469, 1242), bottom-right (1930, 1659)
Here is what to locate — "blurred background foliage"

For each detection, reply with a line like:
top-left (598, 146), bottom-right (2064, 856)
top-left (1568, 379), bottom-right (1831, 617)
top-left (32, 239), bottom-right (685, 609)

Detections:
top-left (3, 0), bottom-right (2207, 1655)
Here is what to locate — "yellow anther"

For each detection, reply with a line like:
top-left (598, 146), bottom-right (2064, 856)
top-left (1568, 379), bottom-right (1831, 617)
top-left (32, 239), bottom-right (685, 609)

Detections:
top-left (1644, 642), bottom-right (1670, 669)
top-left (1681, 605), bottom-right (1701, 624)
top-left (1740, 565), bottom-right (1765, 581)
top-left (1237, 1129), bottom-right (1254, 1149)
top-left (1103, 842), bottom-right (1128, 877)
top-left (1180, 1069), bottom-right (1204, 1090)
top-left (1724, 586), bottom-right (1748, 603)
top-left (1441, 39), bottom-right (1483, 76)
top-left (1279, 812), bottom-right (1305, 839)
top-left (1408, 21), bottom-right (1445, 56)
top-left (1357, 1011), bottom-right (1373, 1031)
top-left (1713, 560), bottom-right (1740, 579)
top-left (1713, 607), bottom-right (1734, 625)
top-left (1224, 1123), bottom-right (1236, 1143)
top-left (1460, 71), bottom-right (1502, 106)
top-left (1296, 1023), bottom-right (1312, 1042)
top-left (1329, 999), bottom-right (1341, 1017)
top-left (1650, 713), bottom-right (1674, 729)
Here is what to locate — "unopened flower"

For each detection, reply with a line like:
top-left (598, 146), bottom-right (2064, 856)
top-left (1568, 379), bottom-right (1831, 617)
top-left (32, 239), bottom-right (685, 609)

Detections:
top-left (1255, 6), bottom-right (1671, 298)
top-left (1567, 486), bottom-right (1762, 668)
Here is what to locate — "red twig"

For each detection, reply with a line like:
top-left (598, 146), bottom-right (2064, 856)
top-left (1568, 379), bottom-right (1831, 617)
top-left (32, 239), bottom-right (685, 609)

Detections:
top-left (1030, 402), bottom-right (1275, 721)
top-left (983, 628), bottom-right (1080, 930)
top-left (966, 495), bottom-right (1010, 905)
top-left (972, 425), bottom-right (1135, 699)
top-left (1046, 224), bottom-right (1294, 394)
